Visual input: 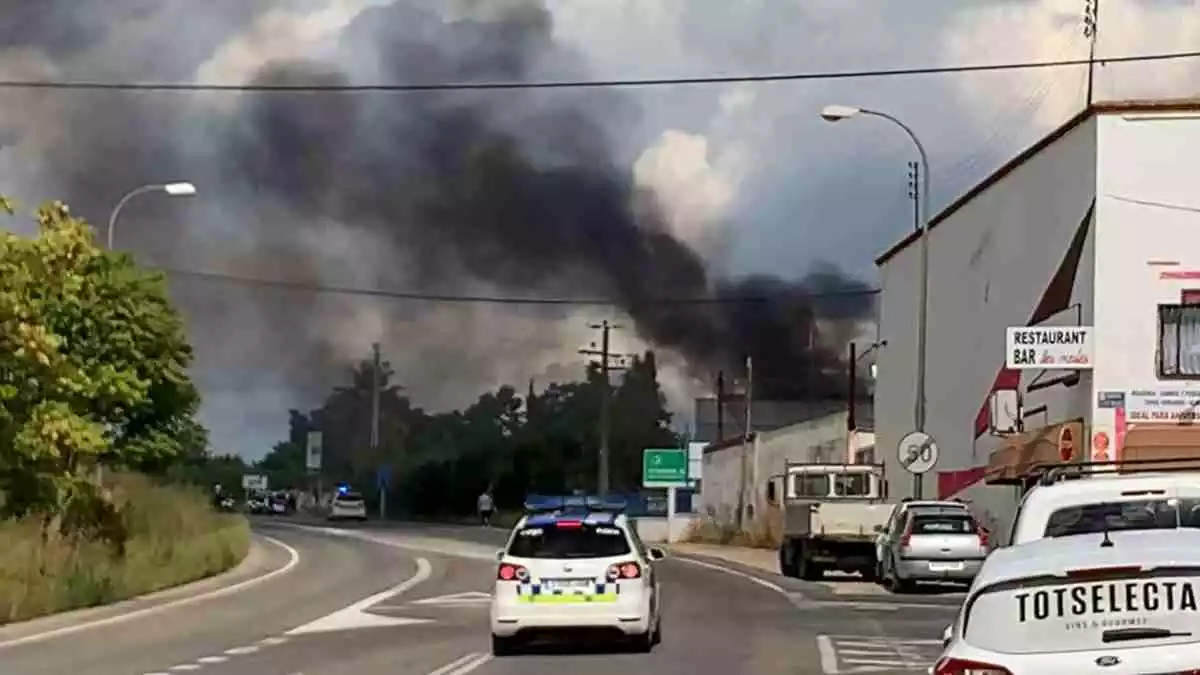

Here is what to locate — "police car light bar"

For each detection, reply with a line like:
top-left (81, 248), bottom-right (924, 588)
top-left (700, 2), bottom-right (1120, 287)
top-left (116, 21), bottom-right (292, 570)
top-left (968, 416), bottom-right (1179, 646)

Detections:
top-left (522, 494), bottom-right (628, 514)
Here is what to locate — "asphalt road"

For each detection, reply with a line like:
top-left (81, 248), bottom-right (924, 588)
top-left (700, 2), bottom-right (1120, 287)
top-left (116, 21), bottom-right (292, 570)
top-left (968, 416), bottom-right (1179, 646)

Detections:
top-left (0, 519), bottom-right (960, 675)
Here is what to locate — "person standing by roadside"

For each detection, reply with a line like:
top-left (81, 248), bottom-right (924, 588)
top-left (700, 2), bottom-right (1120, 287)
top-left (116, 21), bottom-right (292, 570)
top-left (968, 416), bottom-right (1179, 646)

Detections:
top-left (477, 489), bottom-right (494, 527)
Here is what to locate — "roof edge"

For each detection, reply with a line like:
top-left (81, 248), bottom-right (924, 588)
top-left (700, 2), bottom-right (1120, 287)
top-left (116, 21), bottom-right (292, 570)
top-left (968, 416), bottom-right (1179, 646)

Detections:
top-left (874, 98), bottom-right (1200, 267)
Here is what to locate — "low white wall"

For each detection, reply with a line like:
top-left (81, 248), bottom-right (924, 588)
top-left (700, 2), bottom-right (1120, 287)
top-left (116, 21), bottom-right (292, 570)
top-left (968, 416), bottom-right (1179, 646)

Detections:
top-left (634, 514), bottom-right (699, 544)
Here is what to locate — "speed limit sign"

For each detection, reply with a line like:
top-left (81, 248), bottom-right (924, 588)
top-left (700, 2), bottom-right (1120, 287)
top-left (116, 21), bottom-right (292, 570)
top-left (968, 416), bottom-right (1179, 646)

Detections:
top-left (897, 431), bottom-right (939, 475)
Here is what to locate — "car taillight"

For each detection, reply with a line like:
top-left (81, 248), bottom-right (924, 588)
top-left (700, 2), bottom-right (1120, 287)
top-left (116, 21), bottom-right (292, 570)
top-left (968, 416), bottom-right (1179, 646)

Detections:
top-left (497, 563), bottom-right (529, 582)
top-left (898, 518), bottom-right (915, 548)
top-left (933, 656), bottom-right (1012, 675)
top-left (976, 526), bottom-right (989, 547)
top-left (606, 562), bottom-right (641, 580)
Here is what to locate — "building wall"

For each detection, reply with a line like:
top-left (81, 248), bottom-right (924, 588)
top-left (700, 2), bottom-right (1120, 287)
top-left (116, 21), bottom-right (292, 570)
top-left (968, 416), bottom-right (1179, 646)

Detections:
top-left (875, 116), bottom-right (1099, 534)
top-left (1092, 112), bottom-right (1200, 451)
top-left (698, 411), bottom-right (851, 523)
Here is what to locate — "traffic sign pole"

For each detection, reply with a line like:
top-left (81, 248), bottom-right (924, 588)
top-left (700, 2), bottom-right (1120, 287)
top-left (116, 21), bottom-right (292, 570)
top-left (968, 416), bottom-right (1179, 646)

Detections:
top-left (897, 431), bottom-right (940, 500)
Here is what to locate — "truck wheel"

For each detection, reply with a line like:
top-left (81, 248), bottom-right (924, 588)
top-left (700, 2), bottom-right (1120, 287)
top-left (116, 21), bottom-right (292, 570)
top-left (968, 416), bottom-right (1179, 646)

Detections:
top-left (779, 544), bottom-right (799, 578)
top-left (860, 565), bottom-right (877, 583)
top-left (797, 545), bottom-right (824, 581)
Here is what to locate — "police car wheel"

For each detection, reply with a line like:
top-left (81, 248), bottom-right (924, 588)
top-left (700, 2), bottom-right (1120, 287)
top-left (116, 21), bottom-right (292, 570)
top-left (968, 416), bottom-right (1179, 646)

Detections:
top-left (628, 628), bottom-right (655, 653)
top-left (491, 634), bottom-right (519, 656)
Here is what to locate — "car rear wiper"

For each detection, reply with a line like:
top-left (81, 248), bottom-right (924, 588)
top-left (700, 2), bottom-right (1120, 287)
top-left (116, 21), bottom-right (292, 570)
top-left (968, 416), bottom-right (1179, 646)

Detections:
top-left (1102, 627), bottom-right (1193, 643)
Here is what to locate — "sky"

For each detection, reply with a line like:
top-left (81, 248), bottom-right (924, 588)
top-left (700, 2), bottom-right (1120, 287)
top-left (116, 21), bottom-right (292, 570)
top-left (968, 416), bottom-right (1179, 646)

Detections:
top-left (1, 0), bottom-right (1198, 459)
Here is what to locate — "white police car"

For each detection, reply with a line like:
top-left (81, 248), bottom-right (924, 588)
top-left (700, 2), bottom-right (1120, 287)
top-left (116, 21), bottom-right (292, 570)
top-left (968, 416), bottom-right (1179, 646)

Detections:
top-left (935, 528), bottom-right (1200, 674)
top-left (489, 495), bottom-right (665, 656)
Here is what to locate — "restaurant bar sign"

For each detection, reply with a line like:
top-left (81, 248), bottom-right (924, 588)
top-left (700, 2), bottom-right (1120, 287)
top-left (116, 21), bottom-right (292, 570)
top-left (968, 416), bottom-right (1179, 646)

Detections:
top-left (1005, 326), bottom-right (1094, 370)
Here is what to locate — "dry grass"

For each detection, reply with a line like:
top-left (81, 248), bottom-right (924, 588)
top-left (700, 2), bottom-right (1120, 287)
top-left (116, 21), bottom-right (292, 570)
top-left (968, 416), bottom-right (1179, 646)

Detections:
top-left (683, 505), bottom-right (782, 550)
top-left (0, 474), bottom-right (250, 625)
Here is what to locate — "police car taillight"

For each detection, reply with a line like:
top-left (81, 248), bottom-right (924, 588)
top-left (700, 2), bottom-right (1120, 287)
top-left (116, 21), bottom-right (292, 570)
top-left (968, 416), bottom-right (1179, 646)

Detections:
top-left (497, 563), bottom-right (529, 582)
top-left (606, 562), bottom-right (641, 580)
top-left (932, 656), bottom-right (1011, 675)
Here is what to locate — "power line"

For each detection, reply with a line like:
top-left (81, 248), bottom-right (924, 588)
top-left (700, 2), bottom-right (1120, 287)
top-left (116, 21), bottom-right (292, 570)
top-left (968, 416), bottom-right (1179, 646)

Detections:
top-left (3, 49), bottom-right (1199, 92)
top-left (148, 266), bottom-right (881, 305)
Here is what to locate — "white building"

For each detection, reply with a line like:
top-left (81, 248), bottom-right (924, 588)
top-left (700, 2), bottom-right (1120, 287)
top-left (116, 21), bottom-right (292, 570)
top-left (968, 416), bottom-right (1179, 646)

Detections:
top-left (874, 99), bottom-right (1200, 538)
top-left (698, 406), bottom-right (873, 524)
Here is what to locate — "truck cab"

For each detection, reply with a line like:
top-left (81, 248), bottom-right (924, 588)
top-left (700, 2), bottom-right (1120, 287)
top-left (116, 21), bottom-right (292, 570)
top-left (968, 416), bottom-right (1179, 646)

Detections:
top-left (777, 462), bottom-right (891, 581)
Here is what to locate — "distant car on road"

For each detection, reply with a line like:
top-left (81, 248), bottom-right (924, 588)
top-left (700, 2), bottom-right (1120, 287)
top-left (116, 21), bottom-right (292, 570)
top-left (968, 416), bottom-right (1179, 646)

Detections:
top-left (880, 507), bottom-right (988, 592)
top-left (327, 490), bottom-right (367, 521)
top-left (490, 494), bottom-right (664, 656)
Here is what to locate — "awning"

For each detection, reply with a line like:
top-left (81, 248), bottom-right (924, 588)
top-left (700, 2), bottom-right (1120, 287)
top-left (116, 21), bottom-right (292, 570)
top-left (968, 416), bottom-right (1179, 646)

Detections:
top-left (985, 420), bottom-right (1085, 485)
top-left (1118, 425), bottom-right (1200, 472)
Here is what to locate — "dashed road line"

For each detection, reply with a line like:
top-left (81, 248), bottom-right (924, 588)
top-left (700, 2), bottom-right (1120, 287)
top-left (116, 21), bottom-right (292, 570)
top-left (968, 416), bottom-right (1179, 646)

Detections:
top-left (427, 652), bottom-right (493, 675)
top-left (141, 635), bottom-right (291, 675)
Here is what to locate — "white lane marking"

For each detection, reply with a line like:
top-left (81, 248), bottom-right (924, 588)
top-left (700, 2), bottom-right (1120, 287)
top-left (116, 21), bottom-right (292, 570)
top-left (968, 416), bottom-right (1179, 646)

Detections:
top-left (169, 665), bottom-right (202, 672)
top-left (0, 535), bottom-right (301, 650)
top-left (224, 645), bottom-right (260, 655)
top-left (817, 635), bottom-right (840, 674)
top-left (427, 652), bottom-right (492, 675)
top-left (673, 555), bottom-right (800, 598)
top-left (287, 557), bottom-right (434, 635)
top-left (258, 636), bottom-right (289, 646)
top-left (408, 591), bottom-right (492, 606)
top-left (821, 634), bottom-right (944, 672)
top-left (276, 523), bottom-right (497, 561)
top-left (196, 655), bottom-right (228, 663)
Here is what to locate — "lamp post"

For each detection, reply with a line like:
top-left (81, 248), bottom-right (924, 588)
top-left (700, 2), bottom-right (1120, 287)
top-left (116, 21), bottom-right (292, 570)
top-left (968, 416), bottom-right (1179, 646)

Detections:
top-left (106, 182), bottom-right (197, 249)
top-left (821, 105), bottom-right (931, 498)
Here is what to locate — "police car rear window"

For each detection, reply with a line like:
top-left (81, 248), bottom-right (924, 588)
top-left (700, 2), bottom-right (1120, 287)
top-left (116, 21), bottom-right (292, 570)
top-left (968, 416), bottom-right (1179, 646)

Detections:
top-left (507, 524), bottom-right (631, 559)
top-left (963, 567), bottom-right (1200, 655)
top-left (1044, 498), bottom-right (1200, 538)
top-left (337, 492), bottom-right (363, 502)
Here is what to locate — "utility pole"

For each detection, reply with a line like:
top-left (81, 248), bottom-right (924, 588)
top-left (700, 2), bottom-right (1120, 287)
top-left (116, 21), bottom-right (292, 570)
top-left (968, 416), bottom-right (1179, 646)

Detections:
top-left (736, 356), bottom-right (754, 530)
top-left (715, 371), bottom-right (726, 441)
top-left (370, 342), bottom-right (383, 519)
top-left (579, 321), bottom-right (628, 495)
top-left (1083, 0), bottom-right (1100, 106)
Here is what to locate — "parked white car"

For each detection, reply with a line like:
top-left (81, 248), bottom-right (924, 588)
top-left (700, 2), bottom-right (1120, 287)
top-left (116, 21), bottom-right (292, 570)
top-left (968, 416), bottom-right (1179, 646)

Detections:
top-left (935, 528), bottom-right (1200, 674)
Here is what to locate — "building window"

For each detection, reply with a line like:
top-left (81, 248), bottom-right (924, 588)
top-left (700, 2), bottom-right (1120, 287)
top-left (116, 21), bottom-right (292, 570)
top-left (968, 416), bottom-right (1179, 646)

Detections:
top-left (1158, 303), bottom-right (1200, 378)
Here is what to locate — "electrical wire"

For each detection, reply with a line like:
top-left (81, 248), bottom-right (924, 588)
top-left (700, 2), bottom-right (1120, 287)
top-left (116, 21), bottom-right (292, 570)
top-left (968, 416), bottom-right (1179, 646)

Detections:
top-left (148, 266), bottom-right (881, 305)
top-left (2, 49), bottom-right (1199, 92)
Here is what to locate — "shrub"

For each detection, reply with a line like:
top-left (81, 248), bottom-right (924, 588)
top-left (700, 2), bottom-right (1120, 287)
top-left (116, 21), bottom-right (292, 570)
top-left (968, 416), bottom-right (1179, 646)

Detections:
top-left (683, 504), bottom-right (782, 550)
top-left (0, 474), bottom-right (249, 624)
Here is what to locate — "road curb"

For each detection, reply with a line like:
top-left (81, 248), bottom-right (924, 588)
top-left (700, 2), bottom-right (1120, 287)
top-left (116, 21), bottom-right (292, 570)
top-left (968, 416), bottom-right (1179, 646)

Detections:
top-left (0, 531), bottom-right (298, 648)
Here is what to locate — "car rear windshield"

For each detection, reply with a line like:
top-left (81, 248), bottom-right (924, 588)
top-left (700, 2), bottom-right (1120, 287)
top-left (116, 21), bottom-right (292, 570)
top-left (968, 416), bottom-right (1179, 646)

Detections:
top-left (337, 492), bottom-right (363, 502)
top-left (912, 514), bottom-right (977, 535)
top-left (963, 568), bottom-right (1200, 654)
top-left (507, 524), bottom-right (631, 559)
top-left (1044, 498), bottom-right (1200, 538)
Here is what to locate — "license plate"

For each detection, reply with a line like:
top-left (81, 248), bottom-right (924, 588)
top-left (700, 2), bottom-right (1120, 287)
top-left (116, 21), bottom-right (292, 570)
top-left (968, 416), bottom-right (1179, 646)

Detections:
top-left (542, 578), bottom-right (591, 591)
top-left (929, 562), bottom-right (965, 572)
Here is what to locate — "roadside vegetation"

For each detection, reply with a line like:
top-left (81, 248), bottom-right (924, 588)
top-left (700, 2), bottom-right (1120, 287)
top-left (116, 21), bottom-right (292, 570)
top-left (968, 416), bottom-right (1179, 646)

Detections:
top-left (683, 506), bottom-right (782, 550)
top-left (0, 199), bottom-right (248, 625)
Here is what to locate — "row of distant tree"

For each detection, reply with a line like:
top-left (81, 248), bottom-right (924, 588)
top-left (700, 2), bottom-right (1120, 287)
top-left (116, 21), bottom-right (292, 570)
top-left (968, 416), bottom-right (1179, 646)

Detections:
top-left (236, 352), bottom-right (681, 516)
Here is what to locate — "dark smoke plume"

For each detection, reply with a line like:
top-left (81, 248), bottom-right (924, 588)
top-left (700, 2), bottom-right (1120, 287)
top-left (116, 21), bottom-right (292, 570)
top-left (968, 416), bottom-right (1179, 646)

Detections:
top-left (20, 0), bottom-right (874, 413)
top-left (220, 1), bottom-right (872, 398)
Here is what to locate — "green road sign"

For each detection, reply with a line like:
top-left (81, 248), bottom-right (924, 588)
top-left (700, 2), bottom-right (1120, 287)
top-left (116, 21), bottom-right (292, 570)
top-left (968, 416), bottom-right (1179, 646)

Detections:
top-left (642, 448), bottom-right (688, 488)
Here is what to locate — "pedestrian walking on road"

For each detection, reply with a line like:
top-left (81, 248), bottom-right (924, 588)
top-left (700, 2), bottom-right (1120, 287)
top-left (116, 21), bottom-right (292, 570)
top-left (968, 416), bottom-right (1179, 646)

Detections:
top-left (477, 489), bottom-right (494, 527)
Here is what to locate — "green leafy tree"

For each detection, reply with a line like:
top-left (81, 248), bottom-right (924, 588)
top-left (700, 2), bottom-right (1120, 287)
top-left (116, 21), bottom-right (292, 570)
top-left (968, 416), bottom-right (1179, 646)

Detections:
top-left (0, 201), bottom-right (204, 523)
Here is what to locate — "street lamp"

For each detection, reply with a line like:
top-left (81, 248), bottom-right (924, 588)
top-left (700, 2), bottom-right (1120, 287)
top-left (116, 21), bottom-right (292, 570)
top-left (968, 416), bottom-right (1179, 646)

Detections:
top-left (822, 104), bottom-right (931, 498)
top-left (106, 181), bottom-right (197, 249)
